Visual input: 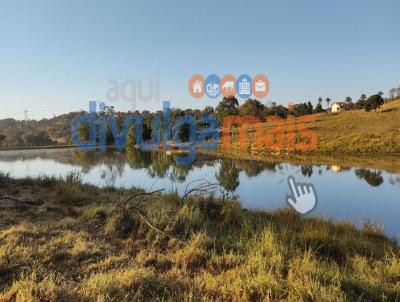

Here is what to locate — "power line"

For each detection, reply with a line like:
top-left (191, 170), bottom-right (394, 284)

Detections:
top-left (1, 105), bottom-right (86, 118)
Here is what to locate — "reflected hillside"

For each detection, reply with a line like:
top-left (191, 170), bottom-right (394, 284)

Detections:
top-left (0, 148), bottom-right (399, 189)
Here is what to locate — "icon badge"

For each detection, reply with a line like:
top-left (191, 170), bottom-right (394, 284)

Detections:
top-left (189, 74), bottom-right (205, 98)
top-left (253, 74), bottom-right (269, 99)
top-left (205, 74), bottom-right (221, 99)
top-left (237, 74), bottom-right (252, 98)
top-left (221, 74), bottom-right (236, 98)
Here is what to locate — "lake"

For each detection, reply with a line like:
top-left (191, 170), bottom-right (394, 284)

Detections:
top-left (0, 148), bottom-right (400, 238)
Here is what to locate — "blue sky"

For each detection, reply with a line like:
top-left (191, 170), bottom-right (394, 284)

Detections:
top-left (0, 0), bottom-right (399, 120)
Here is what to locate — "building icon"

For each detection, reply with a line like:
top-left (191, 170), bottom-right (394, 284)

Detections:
top-left (239, 78), bottom-right (250, 95)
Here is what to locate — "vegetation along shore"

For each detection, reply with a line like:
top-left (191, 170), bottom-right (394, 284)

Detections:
top-left (0, 173), bottom-right (399, 301)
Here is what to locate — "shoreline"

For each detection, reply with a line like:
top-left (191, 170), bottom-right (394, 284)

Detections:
top-left (1, 144), bottom-right (400, 174)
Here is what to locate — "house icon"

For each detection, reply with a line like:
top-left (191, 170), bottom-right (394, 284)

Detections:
top-left (192, 80), bottom-right (203, 93)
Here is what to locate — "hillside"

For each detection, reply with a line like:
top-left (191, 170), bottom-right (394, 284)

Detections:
top-left (213, 99), bottom-right (400, 156)
top-left (0, 113), bottom-right (80, 148)
top-left (1, 100), bottom-right (399, 154)
top-left (309, 99), bottom-right (400, 154)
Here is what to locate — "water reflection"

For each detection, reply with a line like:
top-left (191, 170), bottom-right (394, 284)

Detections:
top-left (301, 165), bottom-right (313, 177)
top-left (1, 148), bottom-right (400, 236)
top-left (355, 169), bottom-right (384, 187)
top-left (389, 175), bottom-right (400, 186)
top-left (216, 160), bottom-right (240, 191)
top-left (0, 148), bottom-right (397, 192)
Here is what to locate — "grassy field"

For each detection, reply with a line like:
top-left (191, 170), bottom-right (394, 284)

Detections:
top-left (212, 99), bottom-right (400, 158)
top-left (0, 174), bottom-right (400, 301)
top-left (310, 99), bottom-right (400, 154)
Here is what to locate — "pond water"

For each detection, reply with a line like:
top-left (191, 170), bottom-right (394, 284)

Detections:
top-left (0, 148), bottom-right (400, 238)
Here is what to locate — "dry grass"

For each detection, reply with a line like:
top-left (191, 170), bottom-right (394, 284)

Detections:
top-left (0, 175), bottom-right (399, 301)
top-left (210, 99), bottom-right (400, 156)
top-left (309, 100), bottom-right (400, 154)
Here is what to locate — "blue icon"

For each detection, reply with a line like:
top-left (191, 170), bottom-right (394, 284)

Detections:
top-left (205, 74), bottom-right (221, 99)
top-left (237, 74), bottom-right (252, 98)
top-left (89, 100), bottom-right (97, 113)
top-left (99, 102), bottom-right (107, 111)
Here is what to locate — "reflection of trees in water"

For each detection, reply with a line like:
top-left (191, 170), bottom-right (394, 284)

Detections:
top-left (126, 148), bottom-right (191, 182)
top-left (73, 150), bottom-right (127, 186)
top-left (355, 169), bottom-right (384, 187)
top-left (301, 165), bottom-right (313, 177)
top-left (73, 150), bottom-right (102, 173)
top-left (126, 147), bottom-right (152, 169)
top-left (73, 150), bottom-right (125, 175)
top-left (216, 159), bottom-right (240, 192)
top-left (100, 150), bottom-right (126, 186)
top-left (235, 160), bottom-right (277, 177)
top-left (147, 152), bottom-right (171, 178)
top-left (389, 175), bottom-right (400, 186)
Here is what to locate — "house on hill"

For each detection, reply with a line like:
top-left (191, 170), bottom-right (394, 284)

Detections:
top-left (331, 102), bottom-right (350, 112)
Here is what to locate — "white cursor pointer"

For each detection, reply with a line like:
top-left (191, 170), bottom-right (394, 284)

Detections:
top-left (286, 176), bottom-right (318, 215)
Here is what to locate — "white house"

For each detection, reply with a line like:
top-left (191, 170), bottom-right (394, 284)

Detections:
top-left (331, 102), bottom-right (350, 113)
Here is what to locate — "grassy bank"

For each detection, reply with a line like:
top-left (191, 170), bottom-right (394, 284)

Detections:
top-left (0, 174), bottom-right (399, 301)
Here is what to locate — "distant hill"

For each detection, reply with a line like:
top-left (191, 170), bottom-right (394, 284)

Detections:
top-left (1, 99), bottom-right (400, 153)
top-left (0, 112), bottom-right (81, 149)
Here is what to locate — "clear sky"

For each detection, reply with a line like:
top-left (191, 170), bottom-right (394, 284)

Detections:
top-left (0, 0), bottom-right (399, 120)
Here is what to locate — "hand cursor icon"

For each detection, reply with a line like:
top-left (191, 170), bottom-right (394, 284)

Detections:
top-left (286, 176), bottom-right (318, 215)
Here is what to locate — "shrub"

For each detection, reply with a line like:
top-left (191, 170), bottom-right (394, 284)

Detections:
top-left (105, 211), bottom-right (139, 239)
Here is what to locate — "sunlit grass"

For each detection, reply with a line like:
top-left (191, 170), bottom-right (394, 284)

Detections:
top-left (0, 174), bottom-right (399, 301)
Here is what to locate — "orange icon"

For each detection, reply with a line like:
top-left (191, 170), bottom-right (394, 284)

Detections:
top-left (221, 74), bottom-right (236, 97)
top-left (252, 74), bottom-right (270, 99)
top-left (189, 74), bottom-right (205, 98)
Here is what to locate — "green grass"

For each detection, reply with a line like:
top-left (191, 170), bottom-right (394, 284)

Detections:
top-left (0, 174), bottom-right (400, 301)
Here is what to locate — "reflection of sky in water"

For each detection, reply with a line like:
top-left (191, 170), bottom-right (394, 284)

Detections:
top-left (0, 150), bottom-right (399, 238)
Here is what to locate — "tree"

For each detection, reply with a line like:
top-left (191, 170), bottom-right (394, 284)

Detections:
top-left (364, 94), bottom-right (384, 112)
top-left (202, 106), bottom-right (214, 115)
top-left (389, 88), bottom-right (396, 99)
top-left (238, 99), bottom-right (265, 121)
top-left (79, 123), bottom-right (90, 142)
top-left (377, 91), bottom-right (384, 97)
top-left (345, 96), bottom-right (352, 103)
top-left (264, 104), bottom-right (288, 119)
top-left (354, 94), bottom-right (368, 110)
top-left (291, 102), bottom-right (313, 117)
top-left (104, 106), bottom-right (116, 116)
top-left (315, 102), bottom-right (323, 113)
top-left (215, 96), bottom-right (239, 124)
top-left (24, 131), bottom-right (55, 146)
top-left (325, 98), bottom-right (332, 108)
top-left (307, 101), bottom-right (313, 114)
